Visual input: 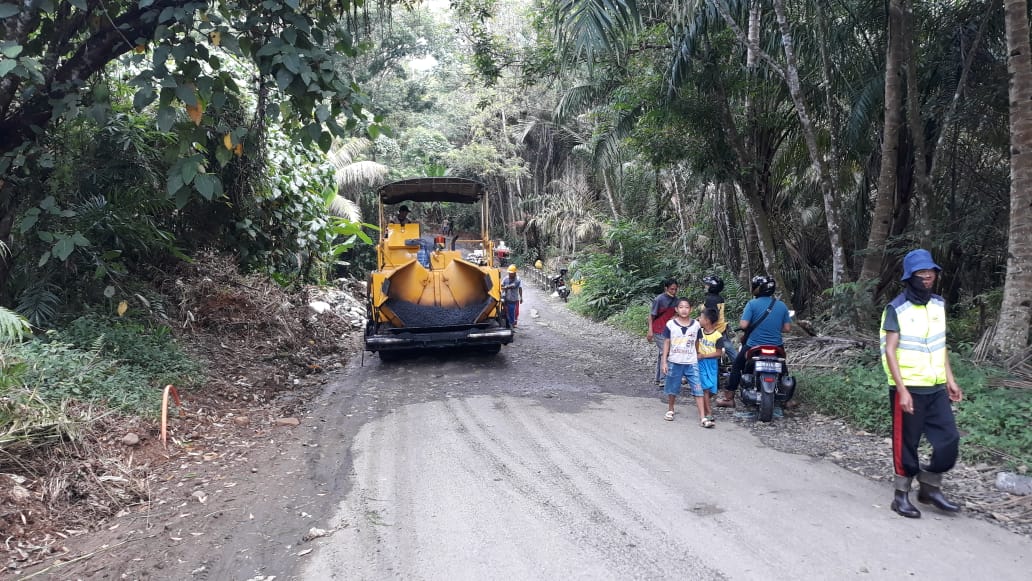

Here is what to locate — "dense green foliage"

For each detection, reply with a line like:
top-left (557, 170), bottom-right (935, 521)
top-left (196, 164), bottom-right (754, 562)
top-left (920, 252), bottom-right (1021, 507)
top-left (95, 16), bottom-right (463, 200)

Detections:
top-left (569, 220), bottom-right (750, 326)
top-left (1, 316), bottom-right (199, 417)
top-left (506, 0), bottom-right (1025, 335)
top-left (2, 1), bottom-right (396, 322)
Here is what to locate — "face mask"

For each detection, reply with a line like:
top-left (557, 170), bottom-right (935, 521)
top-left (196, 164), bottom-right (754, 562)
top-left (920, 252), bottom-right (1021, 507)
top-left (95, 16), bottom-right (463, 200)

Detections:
top-left (904, 276), bottom-right (932, 305)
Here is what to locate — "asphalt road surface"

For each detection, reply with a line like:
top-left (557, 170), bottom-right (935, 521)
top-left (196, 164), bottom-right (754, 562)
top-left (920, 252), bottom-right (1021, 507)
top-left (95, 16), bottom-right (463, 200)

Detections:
top-left (297, 282), bottom-right (1031, 580)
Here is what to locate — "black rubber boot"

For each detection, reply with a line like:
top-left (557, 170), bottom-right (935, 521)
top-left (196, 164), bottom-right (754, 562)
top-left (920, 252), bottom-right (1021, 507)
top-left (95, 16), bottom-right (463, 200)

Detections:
top-left (917, 485), bottom-right (961, 512)
top-left (891, 490), bottom-right (921, 518)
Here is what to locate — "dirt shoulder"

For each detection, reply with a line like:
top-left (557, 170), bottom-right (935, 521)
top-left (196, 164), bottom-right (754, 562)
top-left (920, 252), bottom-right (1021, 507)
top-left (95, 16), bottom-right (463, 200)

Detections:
top-left (3, 253), bottom-right (366, 578)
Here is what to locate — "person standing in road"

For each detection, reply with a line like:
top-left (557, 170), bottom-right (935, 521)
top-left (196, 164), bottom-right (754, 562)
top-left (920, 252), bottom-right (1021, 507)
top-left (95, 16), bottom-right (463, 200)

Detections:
top-left (647, 279), bottom-right (680, 387)
top-left (697, 308), bottom-right (725, 403)
top-left (702, 275), bottom-right (737, 359)
top-left (716, 275), bottom-right (791, 408)
top-left (501, 265), bottom-right (523, 328)
top-left (881, 249), bottom-right (963, 519)
top-left (660, 298), bottom-right (712, 427)
top-left (702, 275), bottom-right (738, 402)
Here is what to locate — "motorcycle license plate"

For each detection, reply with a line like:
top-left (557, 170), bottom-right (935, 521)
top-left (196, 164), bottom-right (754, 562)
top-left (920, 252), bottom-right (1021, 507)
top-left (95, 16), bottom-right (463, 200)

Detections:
top-left (754, 360), bottom-right (781, 373)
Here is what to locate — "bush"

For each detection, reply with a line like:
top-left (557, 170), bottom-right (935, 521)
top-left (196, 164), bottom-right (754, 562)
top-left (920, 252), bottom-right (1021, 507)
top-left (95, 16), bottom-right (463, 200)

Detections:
top-left (798, 351), bottom-right (1032, 467)
top-left (0, 315), bottom-right (202, 418)
top-left (606, 302), bottom-right (651, 336)
top-left (7, 337), bottom-right (162, 414)
top-left (575, 222), bottom-right (674, 320)
top-left (58, 314), bottom-right (201, 387)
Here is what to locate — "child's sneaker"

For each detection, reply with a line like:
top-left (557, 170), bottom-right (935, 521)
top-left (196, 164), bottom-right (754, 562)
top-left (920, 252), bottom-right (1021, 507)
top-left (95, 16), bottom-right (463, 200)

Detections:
top-left (700, 417), bottom-right (715, 428)
top-left (664, 410), bottom-right (675, 421)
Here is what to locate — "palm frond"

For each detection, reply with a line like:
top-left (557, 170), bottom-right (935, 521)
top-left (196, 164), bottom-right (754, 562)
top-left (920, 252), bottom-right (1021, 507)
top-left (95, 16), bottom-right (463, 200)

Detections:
top-left (16, 282), bottom-right (61, 328)
top-left (669, 0), bottom-right (723, 90)
top-left (327, 137), bottom-right (373, 167)
top-left (326, 138), bottom-right (389, 198)
top-left (844, 70), bottom-right (885, 148)
top-left (334, 160), bottom-right (389, 193)
top-left (554, 0), bottom-right (641, 64)
top-left (326, 195), bottom-right (362, 221)
top-left (556, 83), bottom-right (607, 123)
top-left (0, 307), bottom-right (31, 342)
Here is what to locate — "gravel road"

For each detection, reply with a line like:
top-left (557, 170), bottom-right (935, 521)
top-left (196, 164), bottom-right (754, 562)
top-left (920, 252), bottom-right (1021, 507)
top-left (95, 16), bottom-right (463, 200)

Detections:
top-left (298, 282), bottom-right (1031, 580)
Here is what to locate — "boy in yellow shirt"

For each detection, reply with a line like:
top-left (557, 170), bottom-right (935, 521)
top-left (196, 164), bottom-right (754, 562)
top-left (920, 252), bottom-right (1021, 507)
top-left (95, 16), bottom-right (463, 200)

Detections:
top-left (698, 308), bottom-right (725, 408)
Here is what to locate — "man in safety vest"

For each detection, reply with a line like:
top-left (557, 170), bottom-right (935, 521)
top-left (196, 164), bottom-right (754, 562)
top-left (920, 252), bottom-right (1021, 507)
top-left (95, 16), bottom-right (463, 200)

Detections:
top-left (880, 249), bottom-right (963, 519)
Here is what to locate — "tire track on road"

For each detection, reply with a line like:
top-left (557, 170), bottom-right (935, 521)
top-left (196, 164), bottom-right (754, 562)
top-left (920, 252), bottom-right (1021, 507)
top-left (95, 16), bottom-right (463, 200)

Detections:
top-left (498, 396), bottom-right (726, 580)
top-left (444, 395), bottom-right (720, 579)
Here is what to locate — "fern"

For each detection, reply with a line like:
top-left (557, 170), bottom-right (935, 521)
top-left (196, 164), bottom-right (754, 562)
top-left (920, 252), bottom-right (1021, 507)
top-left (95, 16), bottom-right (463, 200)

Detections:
top-left (16, 282), bottom-right (62, 328)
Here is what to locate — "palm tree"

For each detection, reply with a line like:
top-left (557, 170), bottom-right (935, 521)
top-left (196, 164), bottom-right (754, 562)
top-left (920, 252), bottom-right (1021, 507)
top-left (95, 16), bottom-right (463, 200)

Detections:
top-left (769, 0), bottom-right (849, 287)
top-left (326, 137), bottom-right (388, 221)
top-left (860, 0), bottom-right (905, 287)
top-left (991, 0), bottom-right (1032, 356)
top-left (526, 177), bottom-right (606, 257)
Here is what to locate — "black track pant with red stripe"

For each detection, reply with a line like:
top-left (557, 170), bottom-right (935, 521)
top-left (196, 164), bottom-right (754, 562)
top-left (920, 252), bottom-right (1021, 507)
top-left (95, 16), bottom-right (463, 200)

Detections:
top-left (890, 388), bottom-right (959, 486)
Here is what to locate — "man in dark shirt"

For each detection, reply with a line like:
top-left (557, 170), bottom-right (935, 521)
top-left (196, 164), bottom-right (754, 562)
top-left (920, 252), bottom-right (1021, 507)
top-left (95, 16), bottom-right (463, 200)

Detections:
top-left (397, 205), bottom-right (411, 225)
top-left (646, 278), bottom-right (679, 386)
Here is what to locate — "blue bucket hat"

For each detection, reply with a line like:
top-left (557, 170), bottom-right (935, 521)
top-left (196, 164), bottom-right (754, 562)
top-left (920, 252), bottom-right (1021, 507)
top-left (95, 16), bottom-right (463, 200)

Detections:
top-left (901, 249), bottom-right (941, 281)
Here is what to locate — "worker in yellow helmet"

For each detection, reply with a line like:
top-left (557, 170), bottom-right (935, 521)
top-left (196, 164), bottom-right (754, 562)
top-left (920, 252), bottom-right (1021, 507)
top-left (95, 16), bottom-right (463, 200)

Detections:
top-left (501, 264), bottom-right (523, 328)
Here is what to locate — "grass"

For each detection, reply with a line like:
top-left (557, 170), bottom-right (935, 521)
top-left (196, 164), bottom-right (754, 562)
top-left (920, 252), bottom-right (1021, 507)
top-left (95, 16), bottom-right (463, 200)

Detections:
top-left (605, 301), bottom-right (651, 336)
top-left (0, 315), bottom-right (203, 451)
top-left (797, 351), bottom-right (1032, 468)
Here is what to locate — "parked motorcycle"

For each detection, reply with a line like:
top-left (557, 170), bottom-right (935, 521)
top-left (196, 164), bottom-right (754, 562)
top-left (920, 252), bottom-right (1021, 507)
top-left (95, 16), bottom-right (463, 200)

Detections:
top-left (550, 269), bottom-right (570, 302)
top-left (738, 344), bottom-right (796, 422)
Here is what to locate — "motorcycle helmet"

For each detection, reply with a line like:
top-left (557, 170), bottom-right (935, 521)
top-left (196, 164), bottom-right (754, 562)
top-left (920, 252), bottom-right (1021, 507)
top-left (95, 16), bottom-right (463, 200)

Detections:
top-left (702, 274), bottom-right (724, 293)
top-left (751, 275), bottom-right (776, 297)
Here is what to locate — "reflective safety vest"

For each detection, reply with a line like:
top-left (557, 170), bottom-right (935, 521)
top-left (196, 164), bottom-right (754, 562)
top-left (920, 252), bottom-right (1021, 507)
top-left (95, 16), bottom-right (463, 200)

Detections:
top-left (880, 294), bottom-right (948, 386)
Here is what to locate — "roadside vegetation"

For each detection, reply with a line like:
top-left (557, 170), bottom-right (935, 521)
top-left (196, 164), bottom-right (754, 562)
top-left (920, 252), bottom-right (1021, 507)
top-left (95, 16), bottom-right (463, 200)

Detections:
top-left (0, 313), bottom-right (198, 454)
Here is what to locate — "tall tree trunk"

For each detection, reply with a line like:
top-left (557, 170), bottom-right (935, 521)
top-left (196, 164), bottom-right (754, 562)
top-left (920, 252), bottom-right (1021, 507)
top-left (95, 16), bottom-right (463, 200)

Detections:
top-left (716, 181), bottom-right (739, 271)
top-left (860, 0), bottom-right (905, 286)
top-left (815, 0), bottom-right (842, 214)
top-left (743, 1), bottom-right (761, 116)
top-left (600, 171), bottom-right (620, 219)
top-left (903, 0), bottom-right (932, 243)
top-left (992, 0), bottom-right (1032, 356)
top-left (740, 202), bottom-right (758, 281)
top-left (707, 37), bottom-right (793, 305)
top-left (747, 1), bottom-right (760, 68)
top-left (671, 176), bottom-right (690, 257)
top-left (770, 0), bottom-right (848, 287)
top-left (929, 2), bottom-right (994, 183)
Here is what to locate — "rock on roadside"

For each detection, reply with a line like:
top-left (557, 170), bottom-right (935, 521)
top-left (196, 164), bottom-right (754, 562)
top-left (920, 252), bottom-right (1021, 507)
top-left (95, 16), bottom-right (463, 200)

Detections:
top-left (996, 472), bottom-right (1032, 496)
